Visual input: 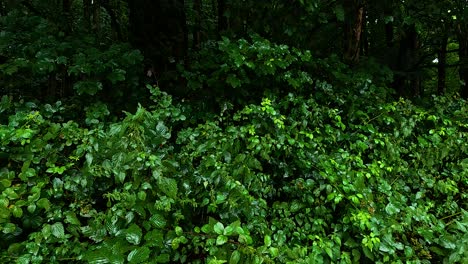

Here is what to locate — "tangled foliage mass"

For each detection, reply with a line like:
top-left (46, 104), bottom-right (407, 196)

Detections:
top-left (1, 0), bottom-right (468, 263)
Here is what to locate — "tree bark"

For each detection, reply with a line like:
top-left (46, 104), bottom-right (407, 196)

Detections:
top-left (393, 25), bottom-right (420, 97)
top-left (93, 0), bottom-right (101, 33)
top-left (217, 0), bottom-right (227, 36)
top-left (343, 0), bottom-right (364, 65)
top-left (83, 0), bottom-right (92, 29)
top-left (193, 0), bottom-right (202, 48)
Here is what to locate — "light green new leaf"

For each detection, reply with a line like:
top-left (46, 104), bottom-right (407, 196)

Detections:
top-left (216, 235), bottom-right (228, 245)
top-left (214, 222), bottom-right (225, 235)
top-left (264, 235), bottom-right (272, 247)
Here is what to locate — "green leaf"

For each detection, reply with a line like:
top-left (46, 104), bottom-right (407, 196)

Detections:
top-left (12, 206), bottom-right (23, 218)
top-left (155, 254), bottom-right (170, 263)
top-left (127, 246), bottom-right (150, 264)
top-left (269, 247), bottom-right (279, 257)
top-left (149, 213), bottom-right (166, 228)
top-left (264, 235), bottom-right (272, 247)
top-left (224, 226), bottom-right (234, 236)
top-left (84, 248), bottom-right (112, 264)
top-left (385, 203), bottom-right (400, 215)
top-left (175, 226), bottom-right (183, 236)
top-left (216, 235), bottom-right (228, 245)
top-left (158, 177), bottom-right (178, 198)
top-left (144, 229), bottom-right (164, 247)
top-left (126, 224), bottom-right (143, 245)
top-left (51, 222), bottom-right (65, 238)
top-left (227, 74), bottom-right (241, 88)
top-left (37, 198), bottom-right (51, 211)
top-left (214, 222), bottom-right (225, 235)
top-left (107, 69), bottom-right (126, 84)
top-left (0, 179), bottom-right (11, 188)
top-left (229, 250), bottom-right (241, 264)
top-left (65, 212), bottom-right (81, 225)
top-left (74, 81), bottom-right (103, 96)
top-left (3, 223), bottom-right (16, 233)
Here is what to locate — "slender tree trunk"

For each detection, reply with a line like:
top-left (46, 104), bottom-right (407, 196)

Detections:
top-left (62, 0), bottom-right (72, 34)
top-left (393, 25), bottom-right (420, 97)
top-left (408, 27), bottom-right (420, 97)
top-left (360, 8), bottom-right (369, 56)
top-left (83, 0), bottom-right (92, 29)
top-left (193, 0), bottom-right (202, 48)
top-left (343, 0), bottom-right (364, 65)
top-left (93, 0), bottom-right (101, 33)
top-left (217, 0), bottom-right (227, 36)
top-left (437, 34), bottom-right (448, 95)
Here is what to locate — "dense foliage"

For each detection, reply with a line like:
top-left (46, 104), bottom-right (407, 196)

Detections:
top-left (1, 0), bottom-right (468, 263)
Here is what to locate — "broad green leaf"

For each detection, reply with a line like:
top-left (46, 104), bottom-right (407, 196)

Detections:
top-left (116, 171), bottom-right (126, 183)
top-left (127, 246), bottom-right (150, 263)
top-left (149, 213), bottom-right (166, 228)
top-left (51, 222), bottom-right (65, 238)
top-left (216, 235), bottom-right (228, 245)
top-left (229, 250), bottom-right (241, 264)
top-left (126, 224), bottom-right (143, 245)
top-left (385, 203), bottom-right (400, 215)
top-left (84, 248), bottom-right (112, 264)
top-left (65, 212), bottom-right (81, 225)
top-left (224, 226), bottom-right (234, 236)
top-left (0, 179), bottom-right (11, 188)
top-left (144, 229), bottom-right (164, 247)
top-left (158, 177), bottom-right (178, 198)
top-left (264, 235), bottom-right (272, 247)
top-left (269, 247), bottom-right (279, 257)
top-left (12, 206), bottom-right (23, 218)
top-left (3, 223), bottom-right (16, 233)
top-left (0, 198), bottom-right (9, 207)
top-left (214, 222), bottom-right (224, 235)
top-left (175, 226), bottom-right (183, 236)
top-left (37, 198), bottom-right (51, 211)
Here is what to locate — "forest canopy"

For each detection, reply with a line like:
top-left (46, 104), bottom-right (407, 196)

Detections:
top-left (1, 1), bottom-right (467, 263)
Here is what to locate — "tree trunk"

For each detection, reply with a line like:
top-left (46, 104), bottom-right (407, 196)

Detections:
top-left (217, 0), bottom-right (227, 35)
top-left (360, 8), bottom-right (369, 57)
top-left (437, 34), bottom-right (448, 95)
top-left (193, 0), bottom-right (202, 48)
top-left (62, 0), bottom-right (72, 34)
top-left (343, 0), bottom-right (364, 65)
top-left (83, 0), bottom-right (92, 29)
top-left (393, 25), bottom-right (420, 97)
top-left (93, 0), bottom-right (101, 33)
top-left (128, 0), bottom-right (187, 83)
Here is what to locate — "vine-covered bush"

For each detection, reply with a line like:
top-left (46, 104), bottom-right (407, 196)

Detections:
top-left (1, 84), bottom-right (467, 263)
